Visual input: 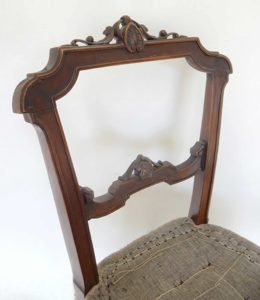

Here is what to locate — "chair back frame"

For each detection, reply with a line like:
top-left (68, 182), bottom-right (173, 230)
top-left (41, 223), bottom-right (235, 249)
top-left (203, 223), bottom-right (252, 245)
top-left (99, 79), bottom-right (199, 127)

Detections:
top-left (13, 16), bottom-right (232, 298)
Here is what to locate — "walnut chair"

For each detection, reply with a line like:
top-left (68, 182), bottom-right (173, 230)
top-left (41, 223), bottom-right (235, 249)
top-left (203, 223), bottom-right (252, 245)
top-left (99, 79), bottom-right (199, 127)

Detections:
top-left (13, 16), bottom-right (260, 300)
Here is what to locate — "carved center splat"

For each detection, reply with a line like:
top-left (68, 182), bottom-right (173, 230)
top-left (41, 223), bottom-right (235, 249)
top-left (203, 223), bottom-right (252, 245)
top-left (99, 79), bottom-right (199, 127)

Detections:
top-left (119, 154), bottom-right (163, 181)
top-left (81, 141), bottom-right (206, 219)
top-left (71, 15), bottom-right (186, 53)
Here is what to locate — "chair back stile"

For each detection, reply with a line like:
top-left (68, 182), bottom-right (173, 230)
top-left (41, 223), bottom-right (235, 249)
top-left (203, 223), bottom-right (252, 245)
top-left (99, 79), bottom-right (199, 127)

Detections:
top-left (13, 16), bottom-right (232, 297)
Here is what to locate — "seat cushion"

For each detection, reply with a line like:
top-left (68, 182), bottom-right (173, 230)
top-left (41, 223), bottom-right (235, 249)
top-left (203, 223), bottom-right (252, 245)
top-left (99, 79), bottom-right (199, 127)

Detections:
top-left (87, 218), bottom-right (260, 299)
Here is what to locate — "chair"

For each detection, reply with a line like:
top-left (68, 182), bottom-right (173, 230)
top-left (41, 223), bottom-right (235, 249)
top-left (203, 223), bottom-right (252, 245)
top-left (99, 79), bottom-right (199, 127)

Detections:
top-left (13, 16), bottom-right (260, 299)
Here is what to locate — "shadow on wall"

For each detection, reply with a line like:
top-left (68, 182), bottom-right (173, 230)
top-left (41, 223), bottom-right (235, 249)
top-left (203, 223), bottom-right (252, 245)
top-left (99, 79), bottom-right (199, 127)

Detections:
top-left (57, 58), bottom-right (205, 261)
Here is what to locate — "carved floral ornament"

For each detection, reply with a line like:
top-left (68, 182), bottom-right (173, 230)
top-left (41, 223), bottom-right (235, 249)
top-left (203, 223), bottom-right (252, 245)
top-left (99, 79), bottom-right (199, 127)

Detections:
top-left (71, 15), bottom-right (186, 53)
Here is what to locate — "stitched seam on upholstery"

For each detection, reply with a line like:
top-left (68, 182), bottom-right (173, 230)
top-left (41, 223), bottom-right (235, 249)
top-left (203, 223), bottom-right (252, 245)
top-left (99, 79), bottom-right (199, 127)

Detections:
top-left (193, 283), bottom-right (221, 300)
top-left (154, 266), bottom-right (213, 300)
top-left (194, 270), bottom-right (244, 300)
top-left (109, 229), bottom-right (194, 279)
top-left (105, 222), bottom-right (193, 269)
top-left (215, 254), bottom-right (242, 285)
top-left (99, 221), bottom-right (193, 298)
top-left (212, 260), bottom-right (252, 300)
top-left (196, 230), bottom-right (259, 264)
top-left (113, 236), bottom-right (193, 284)
top-left (113, 253), bottom-right (163, 284)
top-left (97, 221), bottom-right (259, 298)
top-left (211, 269), bottom-right (245, 300)
top-left (219, 277), bottom-right (245, 300)
top-left (197, 229), bottom-right (260, 258)
top-left (106, 224), bottom-right (259, 275)
top-left (194, 233), bottom-right (242, 256)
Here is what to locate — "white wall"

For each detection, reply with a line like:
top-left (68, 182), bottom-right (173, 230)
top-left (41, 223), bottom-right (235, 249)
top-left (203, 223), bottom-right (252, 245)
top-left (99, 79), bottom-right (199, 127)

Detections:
top-left (0, 1), bottom-right (259, 299)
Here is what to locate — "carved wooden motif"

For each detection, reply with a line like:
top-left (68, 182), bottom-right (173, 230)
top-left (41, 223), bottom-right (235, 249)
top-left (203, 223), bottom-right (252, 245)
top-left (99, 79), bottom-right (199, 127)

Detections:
top-left (119, 154), bottom-right (163, 181)
top-left (13, 16), bottom-right (232, 299)
top-left (71, 15), bottom-right (184, 53)
top-left (81, 141), bottom-right (206, 220)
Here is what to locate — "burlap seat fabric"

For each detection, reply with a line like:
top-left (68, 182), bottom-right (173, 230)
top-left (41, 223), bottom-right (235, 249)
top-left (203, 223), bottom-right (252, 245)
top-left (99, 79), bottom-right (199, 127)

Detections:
top-left (87, 218), bottom-right (260, 299)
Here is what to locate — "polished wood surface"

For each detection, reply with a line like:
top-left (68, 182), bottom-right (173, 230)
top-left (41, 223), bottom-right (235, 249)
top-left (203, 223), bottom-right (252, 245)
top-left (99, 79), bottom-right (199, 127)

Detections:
top-left (13, 16), bottom-right (232, 298)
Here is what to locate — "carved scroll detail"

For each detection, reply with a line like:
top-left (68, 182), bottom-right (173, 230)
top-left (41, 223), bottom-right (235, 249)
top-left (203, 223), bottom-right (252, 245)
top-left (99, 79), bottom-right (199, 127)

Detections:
top-left (71, 15), bottom-right (185, 53)
top-left (119, 154), bottom-right (163, 181)
top-left (81, 141), bottom-right (206, 220)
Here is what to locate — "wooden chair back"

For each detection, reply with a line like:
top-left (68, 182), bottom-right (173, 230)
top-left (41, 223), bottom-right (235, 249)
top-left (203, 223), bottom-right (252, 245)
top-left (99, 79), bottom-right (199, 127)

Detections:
top-left (13, 16), bottom-right (232, 298)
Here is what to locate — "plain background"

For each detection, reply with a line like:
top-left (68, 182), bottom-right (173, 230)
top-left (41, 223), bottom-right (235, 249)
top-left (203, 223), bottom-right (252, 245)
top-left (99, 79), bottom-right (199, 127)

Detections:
top-left (1, 1), bottom-right (260, 299)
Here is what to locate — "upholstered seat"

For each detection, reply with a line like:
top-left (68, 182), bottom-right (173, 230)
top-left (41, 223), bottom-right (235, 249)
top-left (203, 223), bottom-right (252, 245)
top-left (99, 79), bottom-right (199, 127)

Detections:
top-left (87, 218), bottom-right (260, 299)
